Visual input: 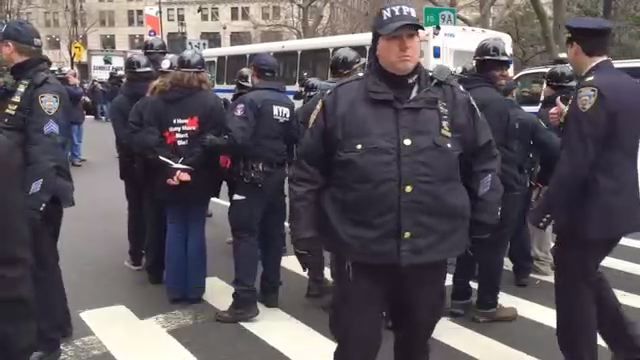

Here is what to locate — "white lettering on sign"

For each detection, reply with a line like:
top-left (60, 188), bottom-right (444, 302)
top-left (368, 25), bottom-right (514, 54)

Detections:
top-left (383, 5), bottom-right (416, 19)
top-left (273, 105), bottom-right (290, 123)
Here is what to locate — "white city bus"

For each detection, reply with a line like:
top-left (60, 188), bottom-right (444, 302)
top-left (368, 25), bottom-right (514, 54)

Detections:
top-left (202, 25), bottom-right (513, 104)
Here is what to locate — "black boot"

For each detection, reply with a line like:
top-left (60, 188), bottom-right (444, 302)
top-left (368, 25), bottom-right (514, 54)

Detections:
top-left (259, 292), bottom-right (279, 308)
top-left (306, 278), bottom-right (331, 298)
top-left (215, 302), bottom-right (259, 323)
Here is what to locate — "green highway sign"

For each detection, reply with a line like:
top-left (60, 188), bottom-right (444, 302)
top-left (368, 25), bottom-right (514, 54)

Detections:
top-left (423, 6), bottom-right (457, 27)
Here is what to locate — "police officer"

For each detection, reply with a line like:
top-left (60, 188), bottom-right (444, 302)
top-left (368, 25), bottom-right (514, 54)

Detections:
top-left (450, 37), bottom-right (523, 322)
top-left (0, 112), bottom-right (35, 359)
top-left (293, 5), bottom-right (502, 359)
top-left (531, 17), bottom-right (640, 360)
top-left (289, 46), bottom-right (364, 299)
top-left (0, 20), bottom-right (74, 360)
top-left (143, 37), bottom-right (168, 72)
top-left (206, 53), bottom-right (299, 323)
top-left (538, 64), bottom-right (576, 133)
top-left (109, 54), bottom-right (155, 271)
top-left (501, 80), bottom-right (560, 286)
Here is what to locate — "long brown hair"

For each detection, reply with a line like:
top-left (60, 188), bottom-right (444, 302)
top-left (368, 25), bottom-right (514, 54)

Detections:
top-left (166, 71), bottom-right (211, 91)
top-left (147, 77), bottom-right (170, 96)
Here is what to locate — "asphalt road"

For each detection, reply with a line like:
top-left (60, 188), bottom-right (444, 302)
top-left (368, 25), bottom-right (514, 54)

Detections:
top-left (58, 119), bottom-right (640, 360)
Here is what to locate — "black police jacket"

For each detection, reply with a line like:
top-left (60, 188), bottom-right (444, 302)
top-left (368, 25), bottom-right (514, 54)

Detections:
top-left (226, 81), bottom-right (299, 164)
top-left (532, 60), bottom-right (640, 240)
top-left (296, 69), bottom-right (503, 265)
top-left (504, 98), bottom-right (561, 187)
top-left (109, 80), bottom-right (151, 181)
top-left (138, 87), bottom-right (225, 203)
top-left (0, 57), bottom-right (74, 212)
top-left (0, 131), bottom-right (35, 353)
top-left (460, 74), bottom-right (531, 193)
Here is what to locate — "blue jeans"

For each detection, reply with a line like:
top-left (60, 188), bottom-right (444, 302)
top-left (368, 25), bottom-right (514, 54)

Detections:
top-left (70, 124), bottom-right (83, 161)
top-left (98, 103), bottom-right (110, 121)
top-left (165, 202), bottom-right (208, 300)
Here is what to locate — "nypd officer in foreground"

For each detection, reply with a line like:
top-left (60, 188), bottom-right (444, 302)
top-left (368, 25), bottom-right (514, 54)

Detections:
top-left (206, 53), bottom-right (299, 323)
top-left (290, 46), bottom-right (365, 299)
top-left (294, 4), bottom-right (502, 359)
top-left (0, 20), bottom-right (74, 360)
top-left (0, 101), bottom-right (35, 358)
top-left (531, 17), bottom-right (640, 360)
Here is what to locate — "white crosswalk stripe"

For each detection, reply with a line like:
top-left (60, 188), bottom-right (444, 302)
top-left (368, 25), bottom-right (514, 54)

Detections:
top-left (62, 235), bottom-right (640, 359)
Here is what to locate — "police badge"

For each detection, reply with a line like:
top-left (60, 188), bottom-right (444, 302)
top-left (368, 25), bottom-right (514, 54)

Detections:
top-left (38, 93), bottom-right (60, 115)
top-left (577, 87), bottom-right (598, 112)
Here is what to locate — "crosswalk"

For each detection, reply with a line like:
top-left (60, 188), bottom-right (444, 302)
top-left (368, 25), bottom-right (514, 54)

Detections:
top-left (59, 236), bottom-right (640, 360)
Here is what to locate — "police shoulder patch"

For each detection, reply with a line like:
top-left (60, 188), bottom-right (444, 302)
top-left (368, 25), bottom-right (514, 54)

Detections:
top-left (38, 93), bottom-right (60, 115)
top-left (233, 103), bottom-right (245, 116)
top-left (576, 86), bottom-right (598, 112)
top-left (308, 99), bottom-right (323, 129)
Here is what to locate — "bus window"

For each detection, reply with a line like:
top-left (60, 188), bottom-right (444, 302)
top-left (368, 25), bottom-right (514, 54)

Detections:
top-left (620, 67), bottom-right (640, 80)
top-left (226, 55), bottom-right (248, 85)
top-left (206, 60), bottom-right (216, 79)
top-left (273, 51), bottom-right (299, 85)
top-left (216, 56), bottom-right (226, 85)
top-left (300, 49), bottom-right (330, 80)
top-left (515, 72), bottom-right (546, 107)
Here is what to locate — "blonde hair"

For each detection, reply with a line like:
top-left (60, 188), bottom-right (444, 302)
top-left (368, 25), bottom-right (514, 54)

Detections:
top-left (167, 71), bottom-right (211, 91)
top-left (147, 77), bottom-right (170, 96)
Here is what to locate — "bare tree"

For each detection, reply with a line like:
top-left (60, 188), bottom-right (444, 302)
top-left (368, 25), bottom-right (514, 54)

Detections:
top-left (60, 0), bottom-right (97, 68)
top-left (251, 0), bottom-right (332, 39)
top-left (602, 0), bottom-right (614, 19)
top-left (552, 0), bottom-right (567, 53)
top-left (530, 0), bottom-right (558, 59)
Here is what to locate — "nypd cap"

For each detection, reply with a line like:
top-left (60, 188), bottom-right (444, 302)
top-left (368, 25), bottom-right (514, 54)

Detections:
top-left (250, 53), bottom-right (278, 79)
top-left (373, 4), bottom-right (423, 35)
top-left (565, 17), bottom-right (613, 44)
top-left (0, 20), bottom-right (43, 48)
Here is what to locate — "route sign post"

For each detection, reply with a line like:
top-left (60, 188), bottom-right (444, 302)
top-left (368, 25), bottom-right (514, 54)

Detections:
top-left (423, 6), bottom-right (457, 27)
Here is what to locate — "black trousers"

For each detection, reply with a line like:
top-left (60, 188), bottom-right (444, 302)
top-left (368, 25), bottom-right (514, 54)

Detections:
top-left (330, 257), bottom-right (447, 360)
top-left (451, 191), bottom-right (524, 309)
top-left (31, 200), bottom-right (71, 351)
top-left (554, 236), bottom-right (640, 360)
top-left (143, 187), bottom-right (166, 279)
top-left (124, 178), bottom-right (146, 263)
top-left (229, 170), bottom-right (286, 306)
top-left (508, 188), bottom-right (533, 277)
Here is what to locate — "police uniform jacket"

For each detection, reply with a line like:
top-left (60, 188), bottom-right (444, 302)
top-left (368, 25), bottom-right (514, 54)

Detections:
top-left (297, 68), bottom-right (503, 265)
top-left (504, 98), bottom-right (561, 186)
top-left (227, 81), bottom-right (298, 164)
top-left (139, 87), bottom-right (225, 203)
top-left (109, 80), bottom-right (151, 181)
top-left (536, 59), bottom-right (640, 240)
top-left (0, 130), bottom-right (34, 356)
top-left (0, 57), bottom-right (74, 213)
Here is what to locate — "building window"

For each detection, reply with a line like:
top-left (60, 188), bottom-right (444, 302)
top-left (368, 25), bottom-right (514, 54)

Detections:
top-left (200, 7), bottom-right (219, 21)
top-left (231, 7), bottom-right (238, 21)
top-left (262, 6), bottom-right (281, 21)
top-left (200, 32), bottom-right (221, 48)
top-left (200, 7), bottom-right (208, 21)
top-left (167, 8), bottom-right (175, 22)
top-left (45, 35), bottom-right (61, 50)
top-left (211, 7), bottom-right (219, 21)
top-left (261, 31), bottom-right (282, 42)
top-left (52, 11), bottom-right (59, 27)
top-left (100, 34), bottom-right (116, 49)
top-left (128, 9), bottom-right (144, 27)
top-left (241, 6), bottom-right (250, 20)
top-left (167, 32), bottom-right (186, 54)
top-left (177, 8), bottom-right (185, 22)
top-left (99, 10), bottom-right (115, 27)
top-left (44, 12), bottom-right (51, 27)
top-left (128, 34), bottom-right (144, 50)
top-left (230, 31), bottom-right (251, 46)
top-left (23, 12), bottom-right (32, 23)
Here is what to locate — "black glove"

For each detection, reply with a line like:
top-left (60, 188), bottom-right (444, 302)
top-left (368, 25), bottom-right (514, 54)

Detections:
top-left (292, 237), bottom-right (317, 272)
top-left (529, 202), bottom-right (553, 230)
top-left (201, 134), bottom-right (227, 148)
